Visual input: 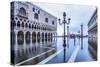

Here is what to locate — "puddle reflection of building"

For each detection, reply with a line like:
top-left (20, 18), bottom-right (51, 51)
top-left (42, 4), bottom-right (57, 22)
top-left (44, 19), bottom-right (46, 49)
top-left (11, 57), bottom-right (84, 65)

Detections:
top-left (88, 8), bottom-right (97, 60)
top-left (11, 1), bottom-right (57, 65)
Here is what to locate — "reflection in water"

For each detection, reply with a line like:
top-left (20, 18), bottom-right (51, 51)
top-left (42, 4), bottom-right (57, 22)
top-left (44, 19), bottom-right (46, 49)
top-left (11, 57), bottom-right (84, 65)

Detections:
top-left (75, 38), bottom-right (95, 62)
top-left (46, 37), bottom-right (95, 64)
top-left (46, 37), bottom-right (77, 64)
top-left (14, 38), bottom-right (57, 65)
top-left (14, 37), bottom-right (96, 65)
top-left (63, 48), bottom-right (66, 62)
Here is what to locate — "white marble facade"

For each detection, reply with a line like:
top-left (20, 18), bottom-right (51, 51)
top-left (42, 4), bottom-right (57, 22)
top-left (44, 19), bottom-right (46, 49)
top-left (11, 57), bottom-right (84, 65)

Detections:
top-left (88, 8), bottom-right (97, 45)
top-left (11, 1), bottom-right (57, 55)
top-left (88, 8), bottom-right (97, 58)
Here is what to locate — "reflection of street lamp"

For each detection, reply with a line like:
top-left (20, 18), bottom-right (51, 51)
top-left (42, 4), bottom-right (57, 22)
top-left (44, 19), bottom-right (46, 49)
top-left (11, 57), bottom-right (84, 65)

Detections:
top-left (67, 18), bottom-right (71, 48)
top-left (81, 24), bottom-right (83, 49)
top-left (78, 30), bottom-right (80, 45)
top-left (58, 12), bottom-right (71, 62)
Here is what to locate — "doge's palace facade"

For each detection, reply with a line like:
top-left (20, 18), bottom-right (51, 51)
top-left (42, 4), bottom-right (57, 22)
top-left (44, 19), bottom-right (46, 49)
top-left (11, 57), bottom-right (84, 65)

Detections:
top-left (11, 1), bottom-right (57, 64)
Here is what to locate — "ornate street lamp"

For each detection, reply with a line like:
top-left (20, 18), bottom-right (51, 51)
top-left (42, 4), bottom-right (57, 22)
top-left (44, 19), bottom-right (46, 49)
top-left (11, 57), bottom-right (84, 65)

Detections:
top-left (58, 12), bottom-right (71, 62)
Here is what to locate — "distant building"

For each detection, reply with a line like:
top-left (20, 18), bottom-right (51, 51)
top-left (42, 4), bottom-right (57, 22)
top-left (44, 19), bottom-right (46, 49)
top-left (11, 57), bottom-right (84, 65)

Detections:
top-left (88, 8), bottom-right (97, 59)
top-left (11, 1), bottom-right (57, 65)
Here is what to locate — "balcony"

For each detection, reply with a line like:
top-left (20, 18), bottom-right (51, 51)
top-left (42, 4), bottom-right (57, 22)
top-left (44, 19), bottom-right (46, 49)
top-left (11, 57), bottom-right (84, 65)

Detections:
top-left (17, 8), bottom-right (28, 19)
top-left (17, 12), bottom-right (28, 19)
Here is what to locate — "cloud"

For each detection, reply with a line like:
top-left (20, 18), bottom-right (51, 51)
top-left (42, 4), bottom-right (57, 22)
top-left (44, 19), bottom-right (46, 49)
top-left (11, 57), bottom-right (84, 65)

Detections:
top-left (33, 2), bottom-right (96, 35)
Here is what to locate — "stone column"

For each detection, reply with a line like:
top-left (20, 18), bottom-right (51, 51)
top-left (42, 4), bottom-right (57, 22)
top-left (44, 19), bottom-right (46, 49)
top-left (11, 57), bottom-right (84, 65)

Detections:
top-left (15, 31), bottom-right (18, 51)
top-left (14, 30), bottom-right (18, 59)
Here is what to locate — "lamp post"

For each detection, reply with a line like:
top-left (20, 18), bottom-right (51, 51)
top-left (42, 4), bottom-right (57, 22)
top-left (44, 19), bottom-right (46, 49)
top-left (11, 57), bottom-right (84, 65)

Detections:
top-left (58, 12), bottom-right (71, 62)
top-left (81, 24), bottom-right (83, 49)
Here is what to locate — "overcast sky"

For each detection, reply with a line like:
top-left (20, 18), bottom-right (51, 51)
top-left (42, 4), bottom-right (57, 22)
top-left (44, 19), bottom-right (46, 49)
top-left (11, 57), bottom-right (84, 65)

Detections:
top-left (33, 2), bottom-right (96, 36)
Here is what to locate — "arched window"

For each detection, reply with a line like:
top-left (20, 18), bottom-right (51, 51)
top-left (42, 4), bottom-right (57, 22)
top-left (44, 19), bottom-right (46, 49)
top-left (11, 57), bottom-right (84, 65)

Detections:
top-left (17, 21), bottom-right (20, 27)
top-left (29, 24), bottom-right (31, 29)
top-left (33, 8), bottom-right (35, 12)
top-left (25, 23), bottom-right (28, 28)
top-left (37, 32), bottom-right (40, 43)
top-left (45, 17), bottom-right (48, 23)
top-left (34, 13), bottom-right (38, 20)
top-left (38, 10), bottom-right (40, 14)
top-left (48, 33), bottom-right (50, 41)
top-left (51, 33), bottom-right (52, 42)
top-left (17, 31), bottom-right (24, 45)
top-left (32, 24), bottom-right (34, 29)
top-left (22, 22), bottom-right (24, 28)
top-left (35, 25), bottom-right (36, 29)
top-left (25, 31), bottom-right (30, 44)
top-left (45, 33), bottom-right (47, 42)
top-left (42, 33), bottom-right (44, 43)
top-left (52, 21), bottom-right (55, 25)
top-left (15, 17), bottom-right (18, 20)
top-left (32, 32), bottom-right (36, 43)
top-left (19, 7), bottom-right (26, 16)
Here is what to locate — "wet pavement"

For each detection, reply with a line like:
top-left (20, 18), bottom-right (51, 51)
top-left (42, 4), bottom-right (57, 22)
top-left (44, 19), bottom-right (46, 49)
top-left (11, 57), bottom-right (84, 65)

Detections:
top-left (14, 42), bottom-right (57, 65)
top-left (45, 37), bottom-right (95, 64)
top-left (15, 37), bottom-right (96, 65)
top-left (75, 38), bottom-right (94, 62)
top-left (46, 37), bottom-right (76, 64)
